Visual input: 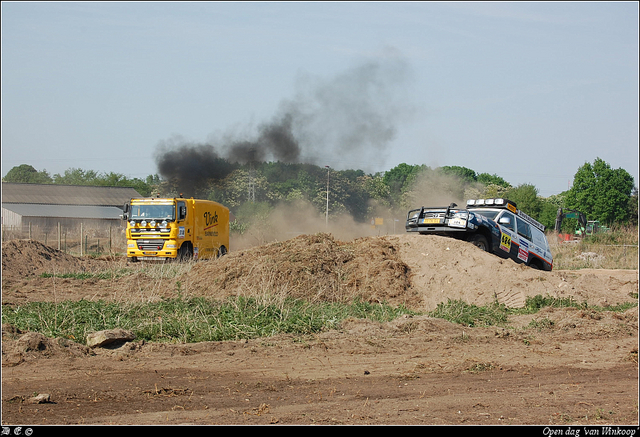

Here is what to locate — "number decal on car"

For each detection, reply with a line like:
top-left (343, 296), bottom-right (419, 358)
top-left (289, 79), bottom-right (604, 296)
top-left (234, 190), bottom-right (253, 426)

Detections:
top-left (500, 232), bottom-right (511, 252)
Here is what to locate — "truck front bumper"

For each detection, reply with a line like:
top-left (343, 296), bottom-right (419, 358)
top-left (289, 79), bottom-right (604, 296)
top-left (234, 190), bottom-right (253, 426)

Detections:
top-left (127, 239), bottom-right (178, 260)
top-left (406, 225), bottom-right (469, 234)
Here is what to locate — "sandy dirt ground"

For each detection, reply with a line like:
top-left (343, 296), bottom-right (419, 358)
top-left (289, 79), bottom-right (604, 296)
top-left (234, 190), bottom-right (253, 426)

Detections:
top-left (1, 234), bottom-right (638, 425)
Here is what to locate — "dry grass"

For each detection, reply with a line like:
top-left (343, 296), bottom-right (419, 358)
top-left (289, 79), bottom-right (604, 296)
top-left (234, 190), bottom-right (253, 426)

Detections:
top-left (548, 225), bottom-right (638, 270)
top-left (185, 233), bottom-right (417, 309)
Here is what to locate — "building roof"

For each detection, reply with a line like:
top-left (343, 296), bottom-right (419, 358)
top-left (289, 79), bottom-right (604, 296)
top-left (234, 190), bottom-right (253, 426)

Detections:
top-left (1, 182), bottom-right (141, 207)
top-left (2, 204), bottom-right (125, 220)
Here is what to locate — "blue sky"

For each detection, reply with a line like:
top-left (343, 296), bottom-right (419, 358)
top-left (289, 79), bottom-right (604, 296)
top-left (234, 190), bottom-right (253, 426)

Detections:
top-left (2, 2), bottom-right (638, 197)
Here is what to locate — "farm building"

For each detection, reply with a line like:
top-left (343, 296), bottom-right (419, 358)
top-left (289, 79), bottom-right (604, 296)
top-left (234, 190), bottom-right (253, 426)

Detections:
top-left (1, 182), bottom-right (141, 234)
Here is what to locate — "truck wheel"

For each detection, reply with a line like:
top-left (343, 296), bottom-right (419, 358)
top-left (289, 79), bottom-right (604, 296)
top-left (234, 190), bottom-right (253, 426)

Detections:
top-left (177, 245), bottom-right (193, 261)
top-left (470, 234), bottom-right (489, 252)
top-left (217, 246), bottom-right (227, 258)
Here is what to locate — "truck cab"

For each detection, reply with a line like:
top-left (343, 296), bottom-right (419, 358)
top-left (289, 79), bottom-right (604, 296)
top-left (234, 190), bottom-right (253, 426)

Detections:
top-left (123, 197), bottom-right (229, 262)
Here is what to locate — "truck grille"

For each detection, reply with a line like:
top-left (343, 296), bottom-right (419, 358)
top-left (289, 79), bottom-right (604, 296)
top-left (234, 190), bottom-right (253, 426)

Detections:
top-left (131, 228), bottom-right (171, 238)
top-left (136, 240), bottom-right (167, 251)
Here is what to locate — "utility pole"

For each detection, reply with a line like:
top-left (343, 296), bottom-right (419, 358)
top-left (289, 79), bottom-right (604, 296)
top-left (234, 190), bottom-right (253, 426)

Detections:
top-left (248, 162), bottom-right (255, 203)
top-left (325, 166), bottom-right (330, 228)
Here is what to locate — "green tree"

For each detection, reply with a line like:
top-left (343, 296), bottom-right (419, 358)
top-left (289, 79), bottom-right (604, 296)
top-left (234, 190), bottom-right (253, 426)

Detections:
top-left (564, 158), bottom-right (635, 225)
top-left (537, 198), bottom-right (560, 231)
top-left (480, 183), bottom-right (511, 199)
top-left (331, 170), bottom-right (370, 222)
top-left (363, 174), bottom-right (391, 208)
top-left (439, 166), bottom-right (477, 184)
top-left (51, 168), bottom-right (158, 196)
top-left (628, 186), bottom-right (638, 226)
top-left (3, 164), bottom-right (53, 184)
top-left (4, 165), bottom-right (158, 196)
top-left (383, 163), bottom-right (427, 206)
top-left (52, 168), bottom-right (101, 185)
top-left (504, 184), bottom-right (542, 217)
top-left (477, 173), bottom-right (511, 188)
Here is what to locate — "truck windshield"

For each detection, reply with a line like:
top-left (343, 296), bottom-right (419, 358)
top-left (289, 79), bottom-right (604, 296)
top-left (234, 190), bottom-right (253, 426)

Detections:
top-left (130, 204), bottom-right (175, 221)
top-left (472, 209), bottom-right (500, 221)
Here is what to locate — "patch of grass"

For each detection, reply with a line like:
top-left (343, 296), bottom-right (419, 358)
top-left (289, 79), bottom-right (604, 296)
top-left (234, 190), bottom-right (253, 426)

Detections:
top-left (1, 297), bottom-right (416, 345)
top-left (4, 291), bottom-right (635, 344)
top-left (137, 260), bottom-right (196, 280)
top-left (40, 268), bottom-right (132, 281)
top-left (515, 294), bottom-right (637, 314)
top-left (466, 362), bottom-right (495, 373)
top-left (589, 301), bottom-right (638, 312)
top-left (517, 294), bottom-right (581, 314)
top-left (425, 294), bottom-right (637, 328)
top-left (427, 299), bottom-right (508, 327)
top-left (527, 317), bottom-right (554, 331)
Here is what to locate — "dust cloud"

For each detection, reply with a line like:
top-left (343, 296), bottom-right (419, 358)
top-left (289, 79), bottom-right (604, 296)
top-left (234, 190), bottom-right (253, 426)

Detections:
top-left (231, 168), bottom-right (485, 251)
top-left (231, 199), bottom-right (384, 251)
top-left (401, 169), bottom-right (485, 209)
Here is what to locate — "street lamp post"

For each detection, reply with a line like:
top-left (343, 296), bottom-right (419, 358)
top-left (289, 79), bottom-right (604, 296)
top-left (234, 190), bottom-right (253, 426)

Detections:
top-left (325, 166), bottom-right (330, 228)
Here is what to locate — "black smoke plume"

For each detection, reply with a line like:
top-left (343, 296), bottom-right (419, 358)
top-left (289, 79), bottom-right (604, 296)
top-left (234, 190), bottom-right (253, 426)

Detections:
top-left (154, 141), bottom-right (239, 197)
top-left (225, 113), bottom-right (300, 164)
top-left (154, 49), bottom-right (414, 196)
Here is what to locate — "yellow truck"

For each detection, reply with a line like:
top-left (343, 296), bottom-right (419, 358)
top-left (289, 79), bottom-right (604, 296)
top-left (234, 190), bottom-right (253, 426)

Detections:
top-left (123, 196), bottom-right (229, 262)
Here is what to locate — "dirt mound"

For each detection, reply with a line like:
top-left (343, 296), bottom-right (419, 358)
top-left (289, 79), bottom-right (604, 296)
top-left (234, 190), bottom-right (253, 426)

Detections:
top-left (186, 233), bottom-right (418, 308)
top-left (1, 239), bottom-right (100, 279)
top-left (2, 234), bottom-right (637, 313)
top-left (2, 325), bottom-right (94, 367)
top-left (185, 233), bottom-right (638, 312)
top-left (392, 233), bottom-right (638, 311)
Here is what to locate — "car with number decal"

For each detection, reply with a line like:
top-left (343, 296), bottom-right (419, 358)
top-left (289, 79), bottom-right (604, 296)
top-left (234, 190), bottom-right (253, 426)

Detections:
top-left (405, 198), bottom-right (553, 271)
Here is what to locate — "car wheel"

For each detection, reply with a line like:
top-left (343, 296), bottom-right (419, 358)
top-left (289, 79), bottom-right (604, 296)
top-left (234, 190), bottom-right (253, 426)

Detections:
top-left (529, 261), bottom-right (540, 270)
top-left (470, 234), bottom-right (489, 251)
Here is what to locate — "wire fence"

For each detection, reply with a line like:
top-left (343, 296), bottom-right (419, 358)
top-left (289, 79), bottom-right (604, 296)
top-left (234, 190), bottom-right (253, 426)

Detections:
top-left (2, 222), bottom-right (127, 257)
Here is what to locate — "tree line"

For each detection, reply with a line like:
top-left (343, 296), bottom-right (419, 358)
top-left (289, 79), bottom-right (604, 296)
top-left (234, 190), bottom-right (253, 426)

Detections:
top-left (3, 165), bottom-right (160, 198)
top-left (3, 158), bottom-right (637, 231)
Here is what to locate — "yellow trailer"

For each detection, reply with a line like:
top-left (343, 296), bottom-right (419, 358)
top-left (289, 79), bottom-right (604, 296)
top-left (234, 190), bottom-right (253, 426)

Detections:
top-left (123, 196), bottom-right (229, 262)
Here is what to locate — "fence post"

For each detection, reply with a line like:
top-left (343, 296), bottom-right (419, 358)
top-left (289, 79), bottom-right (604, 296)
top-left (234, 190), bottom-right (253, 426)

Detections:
top-left (80, 223), bottom-right (83, 257)
top-left (58, 222), bottom-right (61, 250)
top-left (29, 222), bottom-right (32, 240)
